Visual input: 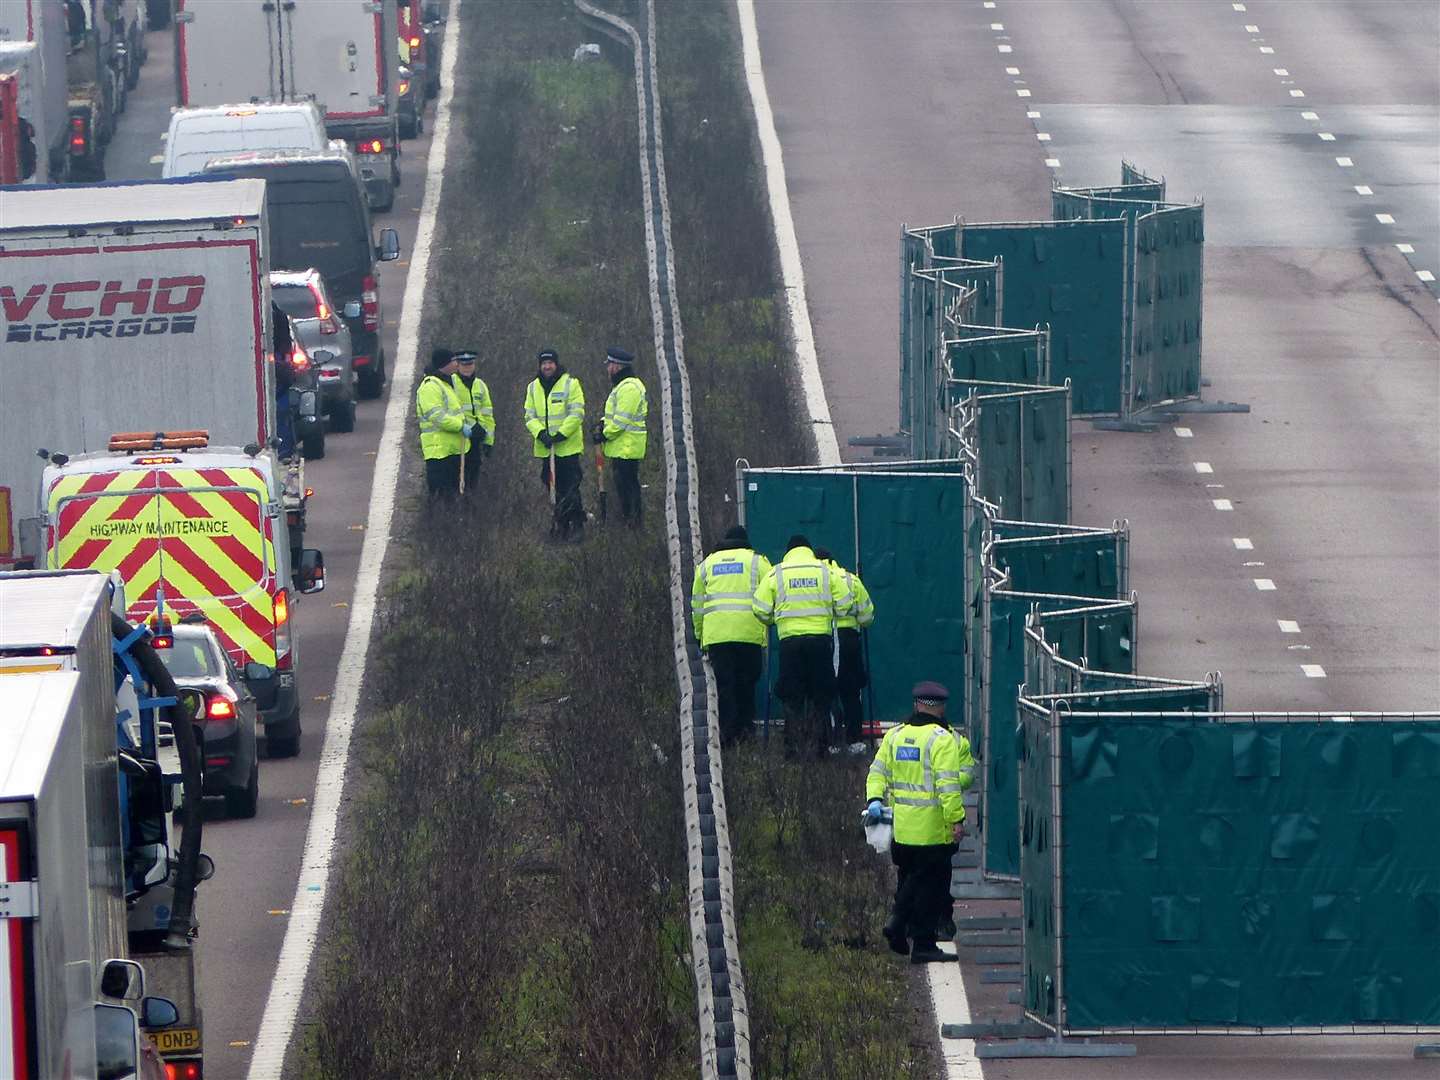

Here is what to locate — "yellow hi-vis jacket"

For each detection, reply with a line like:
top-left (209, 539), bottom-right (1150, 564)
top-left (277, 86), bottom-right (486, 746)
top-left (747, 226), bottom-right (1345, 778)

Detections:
top-left (602, 374), bottom-right (648, 460)
top-left (524, 373), bottom-right (584, 458)
top-left (416, 374), bottom-right (466, 460)
top-left (867, 719), bottom-right (976, 845)
top-left (824, 559), bottom-right (875, 631)
top-left (692, 546), bottom-right (773, 647)
top-left (452, 373), bottom-right (496, 446)
top-left (751, 546), bottom-right (853, 639)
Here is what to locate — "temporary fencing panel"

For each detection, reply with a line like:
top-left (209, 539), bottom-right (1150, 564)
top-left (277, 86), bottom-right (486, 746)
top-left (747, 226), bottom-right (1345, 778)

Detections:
top-left (740, 462), bottom-right (970, 726)
top-left (953, 382), bottom-right (1071, 525)
top-left (1130, 204), bottom-right (1204, 411)
top-left (947, 326), bottom-right (1049, 387)
top-left (1021, 708), bottom-right (1440, 1034)
top-left (958, 220), bottom-right (1128, 416)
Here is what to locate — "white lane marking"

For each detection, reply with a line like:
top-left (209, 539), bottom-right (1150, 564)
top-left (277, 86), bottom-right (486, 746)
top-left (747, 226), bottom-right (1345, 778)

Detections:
top-left (1006, 66), bottom-right (1021, 74)
top-left (148, 154), bottom-right (164, 164)
top-left (1259, 45), bottom-right (1274, 53)
top-left (1418, 270), bottom-right (1436, 283)
top-left (1036, 132), bottom-right (1051, 141)
top-left (1336, 156), bottom-right (1353, 167)
top-left (928, 946), bottom-right (985, 1079)
top-left (738, 0), bottom-right (841, 465)
top-left (1212, 498), bottom-right (1234, 510)
top-left (1243, 560), bottom-right (1265, 566)
top-left (1233, 538), bottom-right (1254, 550)
top-left (1318, 132), bottom-right (1336, 141)
top-left (1354, 185), bottom-right (1373, 196)
top-left (1302, 664), bottom-right (1327, 678)
top-left (991, 22), bottom-right (1005, 30)
top-left (1273, 67), bottom-right (1289, 75)
top-left (1289, 89), bottom-right (1306, 97)
top-left (1194, 461), bottom-right (1214, 474)
top-left (1244, 24), bottom-right (1259, 33)
top-left (243, 4), bottom-right (463, 1078)
top-left (1396, 243), bottom-right (1415, 253)
top-left (1026, 110), bottom-right (1042, 118)
top-left (1232, 2), bottom-right (1246, 10)
top-left (1301, 111), bottom-right (1319, 121)
top-left (1016, 88), bottom-right (1032, 97)
top-left (1376, 213), bottom-right (1396, 224)
top-left (984, 1), bottom-right (996, 7)
top-left (1174, 426), bottom-right (1193, 438)
top-left (1205, 483), bottom-right (1225, 489)
top-left (1045, 158), bottom-right (1061, 168)
top-left (1255, 578), bottom-right (1277, 591)
top-left (1278, 620), bottom-right (1302, 633)
top-left (998, 44), bottom-right (1013, 52)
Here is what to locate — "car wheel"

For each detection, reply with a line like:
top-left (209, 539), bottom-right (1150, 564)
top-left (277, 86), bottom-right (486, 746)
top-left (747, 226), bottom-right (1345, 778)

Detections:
top-left (331, 399), bottom-right (356, 433)
top-left (224, 764), bottom-right (259, 819)
top-left (301, 429), bottom-right (326, 460)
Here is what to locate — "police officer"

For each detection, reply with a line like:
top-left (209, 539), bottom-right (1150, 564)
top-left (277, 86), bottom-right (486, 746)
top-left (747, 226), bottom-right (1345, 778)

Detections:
top-left (523, 347), bottom-right (585, 538)
top-left (692, 525), bottom-right (773, 747)
top-left (451, 349), bottom-right (495, 493)
top-left (814, 548), bottom-right (876, 753)
top-left (416, 348), bottom-right (472, 498)
top-left (592, 347), bottom-right (647, 524)
top-left (864, 681), bottom-right (976, 963)
top-left (752, 534), bottom-right (854, 758)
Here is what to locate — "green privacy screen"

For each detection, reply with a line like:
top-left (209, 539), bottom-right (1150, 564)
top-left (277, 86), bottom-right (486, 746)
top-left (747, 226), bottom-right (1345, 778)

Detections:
top-left (1021, 709), bottom-right (1440, 1033)
top-left (1131, 204), bottom-right (1204, 411)
top-left (953, 382), bottom-right (1070, 525)
top-left (740, 462), bottom-right (969, 726)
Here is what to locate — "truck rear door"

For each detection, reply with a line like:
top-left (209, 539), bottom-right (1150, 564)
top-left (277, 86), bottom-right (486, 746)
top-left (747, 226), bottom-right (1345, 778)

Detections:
top-left (175, 0), bottom-right (284, 107)
top-left (46, 466), bottom-right (279, 666)
top-left (283, 0), bottom-right (388, 121)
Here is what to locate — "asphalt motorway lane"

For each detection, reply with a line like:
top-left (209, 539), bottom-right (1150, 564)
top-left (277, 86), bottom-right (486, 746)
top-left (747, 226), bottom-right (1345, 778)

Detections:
top-left (103, 27), bottom-right (436, 1080)
top-left (755, 0), bottom-right (1438, 1075)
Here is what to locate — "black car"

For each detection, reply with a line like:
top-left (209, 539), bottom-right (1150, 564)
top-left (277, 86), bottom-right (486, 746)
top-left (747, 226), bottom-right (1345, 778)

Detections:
top-left (204, 148), bottom-right (401, 399)
top-left (157, 622), bottom-right (261, 819)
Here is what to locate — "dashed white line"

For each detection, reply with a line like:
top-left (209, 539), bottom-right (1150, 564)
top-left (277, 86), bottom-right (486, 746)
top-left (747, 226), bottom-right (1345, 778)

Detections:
top-left (1289, 89), bottom-right (1306, 97)
top-left (991, 22), bottom-right (1004, 30)
top-left (1212, 498), bottom-right (1234, 511)
top-left (1301, 664), bottom-right (1327, 678)
top-left (1273, 68), bottom-right (1289, 76)
top-left (1174, 426), bottom-right (1194, 438)
top-left (1318, 132), bottom-right (1336, 141)
top-left (998, 44), bottom-right (1013, 53)
top-left (1044, 157), bottom-right (1061, 168)
top-left (1016, 88), bottom-right (1032, 97)
top-left (1243, 560), bottom-right (1265, 566)
top-left (983, 1), bottom-right (996, 7)
top-left (1397, 243), bottom-right (1415, 253)
top-left (1194, 461), bottom-right (1214, 474)
top-left (1255, 578), bottom-right (1277, 591)
top-left (1244, 23), bottom-right (1260, 32)
top-left (1233, 537), bottom-right (1254, 550)
top-left (1336, 157), bottom-right (1353, 167)
top-left (1205, 483), bottom-right (1225, 489)
top-left (1354, 185), bottom-right (1373, 196)
top-left (1036, 132), bottom-right (1051, 141)
top-left (1278, 620), bottom-right (1302, 634)
top-left (1006, 66), bottom-right (1021, 74)
top-left (1232, 2), bottom-right (1246, 9)
top-left (1259, 45), bottom-right (1274, 54)
top-left (1376, 213), bottom-right (1396, 224)
top-left (1417, 270), bottom-right (1436, 283)
top-left (1026, 110), bottom-right (1042, 118)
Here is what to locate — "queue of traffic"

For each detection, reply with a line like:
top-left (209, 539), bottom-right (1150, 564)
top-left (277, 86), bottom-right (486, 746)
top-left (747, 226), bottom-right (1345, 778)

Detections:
top-left (0, 2), bottom-right (445, 1076)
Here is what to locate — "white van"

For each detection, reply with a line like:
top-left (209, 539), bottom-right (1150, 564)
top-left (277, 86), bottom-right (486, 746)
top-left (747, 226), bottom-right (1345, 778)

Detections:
top-left (162, 102), bottom-right (329, 178)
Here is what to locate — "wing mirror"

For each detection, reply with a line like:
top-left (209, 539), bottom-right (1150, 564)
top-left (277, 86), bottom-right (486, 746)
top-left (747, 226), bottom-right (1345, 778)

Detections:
top-left (377, 227), bottom-right (401, 262)
top-left (296, 549), bottom-right (326, 594)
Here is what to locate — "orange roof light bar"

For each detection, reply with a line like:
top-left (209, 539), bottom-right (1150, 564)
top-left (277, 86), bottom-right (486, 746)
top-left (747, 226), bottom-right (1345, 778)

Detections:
top-left (108, 430), bottom-right (210, 452)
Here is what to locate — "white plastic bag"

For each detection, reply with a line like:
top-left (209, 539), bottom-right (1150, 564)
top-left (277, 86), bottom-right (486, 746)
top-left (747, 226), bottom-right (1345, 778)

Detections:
top-left (861, 806), bottom-right (893, 854)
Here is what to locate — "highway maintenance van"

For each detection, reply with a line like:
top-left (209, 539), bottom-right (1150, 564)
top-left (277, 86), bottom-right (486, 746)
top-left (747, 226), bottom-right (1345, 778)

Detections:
top-left (39, 432), bottom-right (325, 757)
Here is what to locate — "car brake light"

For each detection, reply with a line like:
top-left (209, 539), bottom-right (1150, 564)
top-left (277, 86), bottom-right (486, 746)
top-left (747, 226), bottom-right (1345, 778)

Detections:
top-left (151, 635), bottom-right (173, 650)
top-left (361, 276), bottom-right (379, 332)
top-left (165, 1062), bottom-right (202, 1080)
top-left (358, 138), bottom-right (386, 155)
top-left (289, 346), bottom-right (310, 371)
top-left (206, 697), bottom-right (236, 720)
top-left (320, 366), bottom-right (342, 377)
top-left (69, 114), bottom-right (87, 152)
top-left (274, 588), bottom-right (292, 669)
top-left (409, 35), bottom-right (420, 47)
top-left (205, 755), bottom-right (232, 768)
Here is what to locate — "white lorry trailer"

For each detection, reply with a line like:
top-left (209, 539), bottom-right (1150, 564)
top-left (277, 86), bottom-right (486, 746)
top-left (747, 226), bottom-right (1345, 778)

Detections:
top-left (0, 0), bottom-right (66, 181)
top-left (0, 178), bottom-right (276, 569)
top-left (173, 0), bottom-right (403, 209)
top-left (0, 571), bottom-right (196, 1080)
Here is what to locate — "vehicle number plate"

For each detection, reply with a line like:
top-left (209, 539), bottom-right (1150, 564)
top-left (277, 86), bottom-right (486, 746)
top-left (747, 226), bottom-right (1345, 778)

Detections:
top-left (153, 1027), bottom-right (201, 1054)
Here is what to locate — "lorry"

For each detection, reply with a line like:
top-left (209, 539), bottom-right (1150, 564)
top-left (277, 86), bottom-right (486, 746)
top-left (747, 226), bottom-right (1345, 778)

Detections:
top-left (0, 177), bottom-right (277, 568)
top-left (0, 0), bottom-right (67, 181)
top-left (173, 0), bottom-right (403, 210)
top-left (0, 569), bottom-right (207, 1079)
top-left (0, 41), bottom-right (42, 183)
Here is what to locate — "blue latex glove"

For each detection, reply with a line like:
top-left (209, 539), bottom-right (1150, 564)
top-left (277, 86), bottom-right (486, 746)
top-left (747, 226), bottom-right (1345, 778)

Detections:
top-left (462, 422), bottom-right (476, 438)
top-left (865, 799), bottom-right (884, 824)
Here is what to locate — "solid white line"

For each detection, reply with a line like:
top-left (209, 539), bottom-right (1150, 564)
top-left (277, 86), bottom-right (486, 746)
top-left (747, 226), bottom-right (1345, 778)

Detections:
top-left (1278, 620), bottom-right (1302, 633)
top-left (1255, 578), bottom-right (1277, 591)
top-left (737, 0), bottom-right (841, 466)
top-left (1212, 498), bottom-right (1234, 510)
top-left (1233, 537), bottom-right (1253, 550)
top-left (243, 6), bottom-right (463, 1077)
top-left (1194, 461), bottom-right (1214, 474)
top-left (929, 949), bottom-right (985, 1080)
top-left (1302, 664), bottom-right (1327, 678)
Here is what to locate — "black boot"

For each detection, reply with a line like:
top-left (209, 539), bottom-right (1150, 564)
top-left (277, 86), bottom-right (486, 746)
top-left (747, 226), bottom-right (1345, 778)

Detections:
top-left (909, 940), bottom-right (956, 964)
top-left (882, 916), bottom-right (909, 956)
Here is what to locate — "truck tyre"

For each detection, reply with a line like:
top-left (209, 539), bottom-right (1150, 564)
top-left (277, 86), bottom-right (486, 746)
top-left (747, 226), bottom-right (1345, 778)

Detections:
top-left (331, 399), bottom-right (356, 433)
top-left (301, 429), bottom-right (326, 460)
top-left (225, 764), bottom-right (259, 819)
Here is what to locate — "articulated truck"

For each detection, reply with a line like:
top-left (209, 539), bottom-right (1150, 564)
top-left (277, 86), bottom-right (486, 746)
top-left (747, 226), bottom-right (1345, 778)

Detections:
top-left (0, 570), bottom-right (209, 1078)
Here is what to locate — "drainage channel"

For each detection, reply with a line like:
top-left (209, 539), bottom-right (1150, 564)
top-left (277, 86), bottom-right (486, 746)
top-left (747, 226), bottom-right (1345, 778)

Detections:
top-left (573, 2), bottom-right (751, 1077)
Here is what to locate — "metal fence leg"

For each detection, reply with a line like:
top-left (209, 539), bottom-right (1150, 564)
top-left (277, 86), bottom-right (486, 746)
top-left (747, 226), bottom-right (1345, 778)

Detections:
top-left (975, 1036), bottom-right (1137, 1059)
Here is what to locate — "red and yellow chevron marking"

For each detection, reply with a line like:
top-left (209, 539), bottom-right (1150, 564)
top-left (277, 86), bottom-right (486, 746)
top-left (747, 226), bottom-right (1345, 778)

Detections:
top-left (47, 467), bottom-right (279, 665)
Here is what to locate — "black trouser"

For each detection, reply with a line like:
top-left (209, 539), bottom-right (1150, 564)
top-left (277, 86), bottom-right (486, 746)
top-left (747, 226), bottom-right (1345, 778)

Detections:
top-left (425, 454), bottom-right (461, 498)
top-left (835, 627), bottom-right (868, 742)
top-left (462, 438), bottom-right (484, 492)
top-left (612, 456), bottom-right (642, 523)
top-left (708, 641), bottom-right (762, 746)
top-left (890, 841), bottom-right (957, 947)
top-left (540, 454), bottom-right (585, 536)
top-left (776, 633), bottom-right (836, 757)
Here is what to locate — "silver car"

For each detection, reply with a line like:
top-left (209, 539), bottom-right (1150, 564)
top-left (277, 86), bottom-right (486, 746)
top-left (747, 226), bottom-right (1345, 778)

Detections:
top-left (270, 269), bottom-right (359, 434)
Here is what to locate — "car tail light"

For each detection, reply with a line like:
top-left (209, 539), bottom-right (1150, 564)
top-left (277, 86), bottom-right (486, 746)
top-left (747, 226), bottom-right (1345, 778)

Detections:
top-left (205, 754), bottom-right (232, 768)
top-left (399, 80), bottom-right (411, 97)
top-left (68, 114), bottom-right (86, 154)
top-left (357, 138), bottom-right (387, 155)
top-left (274, 589), bottom-right (292, 670)
top-left (361, 276), bottom-right (379, 332)
top-left (165, 1062), bottom-right (202, 1080)
top-left (151, 635), bottom-right (173, 650)
top-left (206, 696), bottom-right (236, 720)
top-left (289, 345), bottom-right (310, 372)
top-left (320, 366), bottom-right (342, 378)
top-left (409, 34), bottom-right (421, 47)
